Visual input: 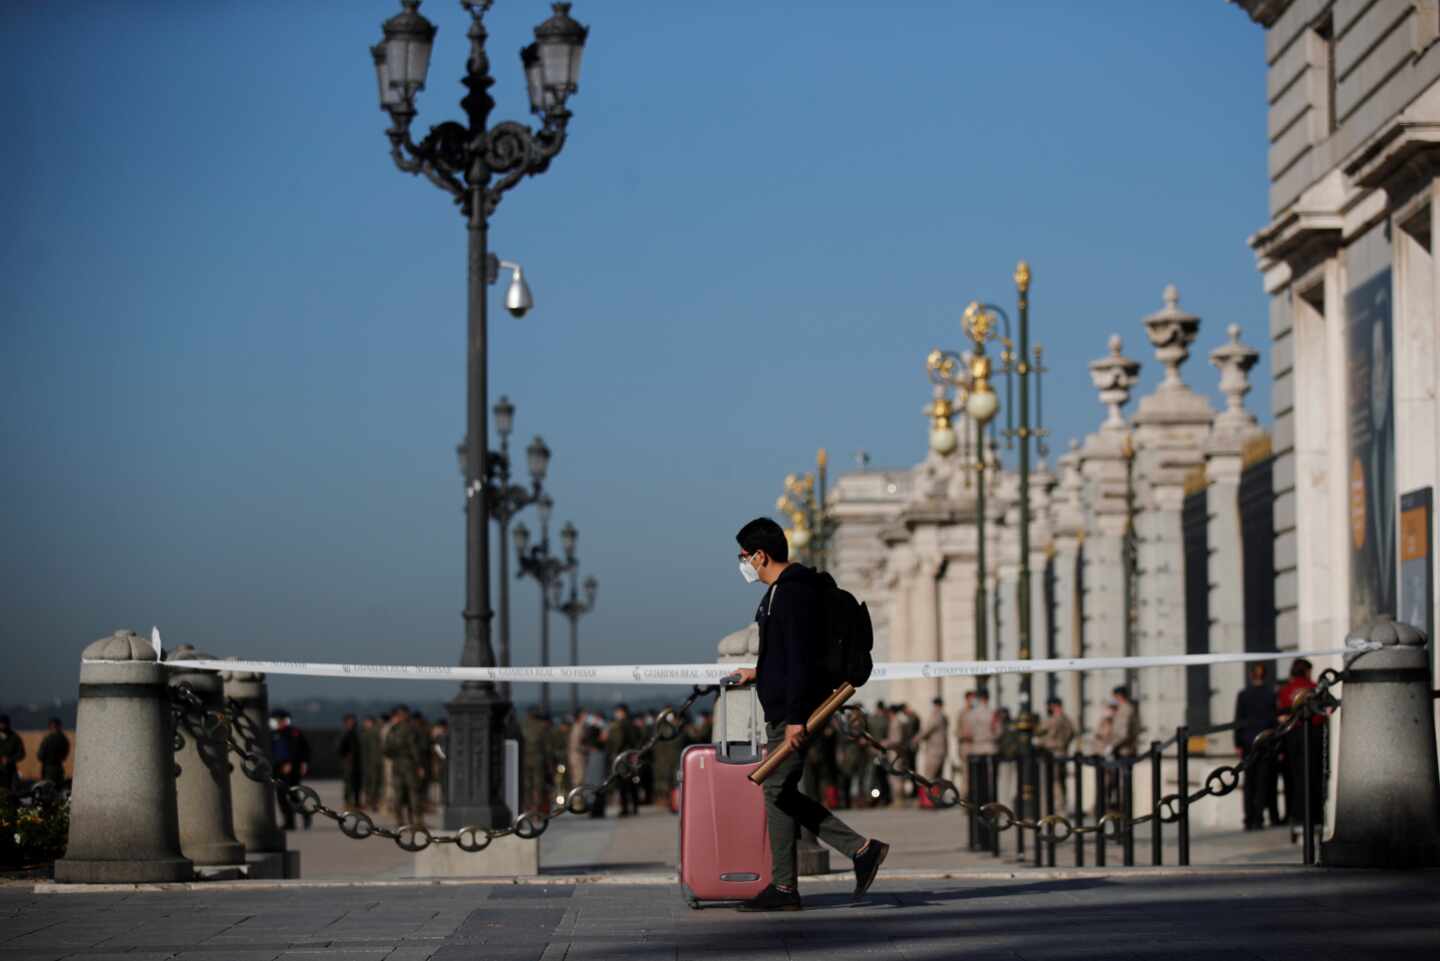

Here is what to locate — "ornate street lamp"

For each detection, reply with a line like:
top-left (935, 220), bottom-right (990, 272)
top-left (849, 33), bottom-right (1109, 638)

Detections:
top-left (371, 0), bottom-right (589, 833)
top-left (930, 266), bottom-right (1050, 850)
top-left (928, 306), bottom-right (1008, 689)
top-left (515, 505), bottom-right (576, 714)
top-left (458, 394), bottom-right (552, 700)
top-left (775, 451), bottom-right (834, 570)
top-left (555, 569), bottom-right (598, 717)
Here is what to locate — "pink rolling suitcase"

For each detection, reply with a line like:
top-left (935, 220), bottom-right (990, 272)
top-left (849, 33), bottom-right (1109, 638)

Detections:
top-left (678, 683), bottom-right (771, 908)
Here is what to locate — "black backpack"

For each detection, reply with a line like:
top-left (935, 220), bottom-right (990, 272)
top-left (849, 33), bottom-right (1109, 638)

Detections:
top-left (815, 571), bottom-right (874, 689)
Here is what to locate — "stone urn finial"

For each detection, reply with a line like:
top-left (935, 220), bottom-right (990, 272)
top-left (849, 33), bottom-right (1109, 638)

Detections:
top-left (1209, 323), bottom-right (1261, 432)
top-left (1089, 334), bottom-right (1141, 430)
top-left (1143, 284), bottom-right (1201, 389)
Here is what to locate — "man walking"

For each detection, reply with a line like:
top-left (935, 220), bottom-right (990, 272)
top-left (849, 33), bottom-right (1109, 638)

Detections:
top-left (1234, 663), bottom-right (1281, 830)
top-left (37, 718), bottom-right (70, 787)
top-left (730, 517), bottom-right (887, 912)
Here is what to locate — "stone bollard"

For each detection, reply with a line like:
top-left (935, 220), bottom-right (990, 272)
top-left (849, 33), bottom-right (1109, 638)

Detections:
top-left (220, 667), bottom-right (288, 865)
top-left (54, 631), bottom-right (194, 883)
top-left (1323, 618), bottom-right (1440, 867)
top-left (168, 645), bottom-right (246, 869)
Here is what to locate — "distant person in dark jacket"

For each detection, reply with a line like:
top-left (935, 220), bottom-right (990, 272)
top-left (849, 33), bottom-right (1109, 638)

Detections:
top-left (270, 710), bottom-right (312, 830)
top-left (729, 516), bottom-right (887, 912)
top-left (337, 714), bottom-right (363, 809)
top-left (1234, 663), bottom-right (1281, 829)
top-left (0, 715), bottom-right (25, 794)
top-left (37, 718), bottom-right (71, 787)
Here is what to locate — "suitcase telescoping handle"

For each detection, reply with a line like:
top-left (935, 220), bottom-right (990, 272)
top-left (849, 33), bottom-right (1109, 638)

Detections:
top-left (747, 683), bottom-right (857, 785)
top-left (716, 672), bottom-right (763, 763)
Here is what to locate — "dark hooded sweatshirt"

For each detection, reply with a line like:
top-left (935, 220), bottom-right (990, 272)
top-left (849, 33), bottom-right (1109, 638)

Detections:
top-left (754, 564), bottom-right (830, 726)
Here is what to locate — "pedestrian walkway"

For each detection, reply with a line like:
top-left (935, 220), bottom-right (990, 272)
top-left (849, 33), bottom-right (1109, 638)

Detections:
top-left (4, 868), bottom-right (1438, 959)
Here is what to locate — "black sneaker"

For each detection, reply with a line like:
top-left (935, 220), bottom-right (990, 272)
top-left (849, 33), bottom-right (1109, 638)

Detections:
top-left (737, 884), bottom-right (803, 912)
top-left (852, 839), bottom-right (889, 898)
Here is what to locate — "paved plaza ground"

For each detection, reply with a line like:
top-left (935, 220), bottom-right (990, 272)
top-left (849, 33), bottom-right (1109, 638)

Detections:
top-left (3, 869), bottom-right (1439, 960)
top-left (6, 782), bottom-right (1435, 960)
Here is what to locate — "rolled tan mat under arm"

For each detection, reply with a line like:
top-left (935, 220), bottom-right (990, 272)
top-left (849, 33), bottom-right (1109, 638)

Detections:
top-left (748, 683), bottom-right (857, 785)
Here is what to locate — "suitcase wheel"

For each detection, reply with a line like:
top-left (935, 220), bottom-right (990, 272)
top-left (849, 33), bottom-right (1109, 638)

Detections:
top-left (687, 898), bottom-right (701, 910)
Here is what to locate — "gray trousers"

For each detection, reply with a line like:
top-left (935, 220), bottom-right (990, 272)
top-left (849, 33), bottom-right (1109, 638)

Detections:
top-left (762, 723), bottom-right (866, 889)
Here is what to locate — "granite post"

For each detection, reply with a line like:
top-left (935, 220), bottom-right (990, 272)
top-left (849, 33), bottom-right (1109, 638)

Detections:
top-left (168, 645), bottom-right (246, 868)
top-left (54, 631), bottom-right (193, 883)
top-left (221, 666), bottom-right (296, 878)
top-left (1323, 619), bottom-right (1440, 867)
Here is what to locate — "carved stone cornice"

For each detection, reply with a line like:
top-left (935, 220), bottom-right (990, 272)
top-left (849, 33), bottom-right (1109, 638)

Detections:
top-left (1344, 122), bottom-right (1440, 205)
top-left (1228, 0), bottom-right (1287, 27)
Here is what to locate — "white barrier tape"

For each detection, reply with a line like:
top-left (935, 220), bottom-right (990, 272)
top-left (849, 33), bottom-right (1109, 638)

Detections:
top-left (82, 641), bottom-right (1377, 686)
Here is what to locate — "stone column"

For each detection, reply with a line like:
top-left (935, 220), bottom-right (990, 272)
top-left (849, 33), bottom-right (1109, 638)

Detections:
top-left (220, 668), bottom-right (286, 856)
top-left (54, 631), bottom-right (193, 883)
top-left (1027, 465), bottom-right (1056, 705)
top-left (1204, 325), bottom-right (1267, 745)
top-left (1323, 619), bottom-right (1440, 867)
top-left (909, 552), bottom-right (944, 705)
top-left (1051, 443), bottom-right (1087, 721)
top-left (1131, 286), bottom-right (1215, 741)
top-left (996, 476), bottom-right (1022, 713)
top-left (1079, 335), bottom-right (1141, 737)
top-left (168, 646), bottom-right (245, 868)
top-left (884, 542), bottom-right (916, 709)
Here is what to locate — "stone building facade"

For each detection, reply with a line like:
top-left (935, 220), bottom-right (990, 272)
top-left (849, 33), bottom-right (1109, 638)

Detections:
top-left (1234, 0), bottom-right (1439, 680)
top-left (826, 290), bottom-right (1275, 747)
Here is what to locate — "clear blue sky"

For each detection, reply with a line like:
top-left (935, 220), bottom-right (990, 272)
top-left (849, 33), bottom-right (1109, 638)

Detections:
top-left (1, 1), bottom-right (1268, 707)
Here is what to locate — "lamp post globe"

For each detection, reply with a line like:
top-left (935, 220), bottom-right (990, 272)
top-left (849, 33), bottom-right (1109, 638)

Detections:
top-left (493, 395), bottom-right (516, 440)
top-left (930, 425), bottom-right (959, 456)
top-left (513, 521), bottom-right (531, 555)
top-left (967, 384), bottom-right (999, 425)
top-left (560, 521), bottom-right (578, 559)
top-left (790, 527), bottom-right (812, 550)
top-left (526, 435), bottom-right (551, 484)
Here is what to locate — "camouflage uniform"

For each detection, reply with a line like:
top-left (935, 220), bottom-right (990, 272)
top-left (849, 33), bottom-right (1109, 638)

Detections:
top-left (521, 713), bottom-right (550, 813)
top-left (362, 720), bottom-right (385, 809)
top-left (383, 718), bottom-right (425, 827)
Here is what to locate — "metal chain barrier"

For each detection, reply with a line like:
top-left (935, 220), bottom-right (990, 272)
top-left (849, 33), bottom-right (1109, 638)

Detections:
top-left (169, 681), bottom-right (718, 854)
top-left (839, 665), bottom-right (1345, 844)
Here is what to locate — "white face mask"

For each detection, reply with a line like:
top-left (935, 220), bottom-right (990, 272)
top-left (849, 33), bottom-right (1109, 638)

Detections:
top-left (739, 557), bottom-right (761, 585)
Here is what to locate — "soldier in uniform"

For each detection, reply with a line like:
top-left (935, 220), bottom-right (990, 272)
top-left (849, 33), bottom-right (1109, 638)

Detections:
top-left (362, 716), bottom-right (385, 810)
top-left (521, 708), bottom-right (550, 813)
top-left (37, 718), bottom-right (71, 787)
top-left (650, 705), bottom-right (682, 811)
top-left (1036, 697), bottom-right (1076, 806)
top-left (383, 705), bottom-right (425, 827)
top-left (337, 714), bottom-right (362, 809)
